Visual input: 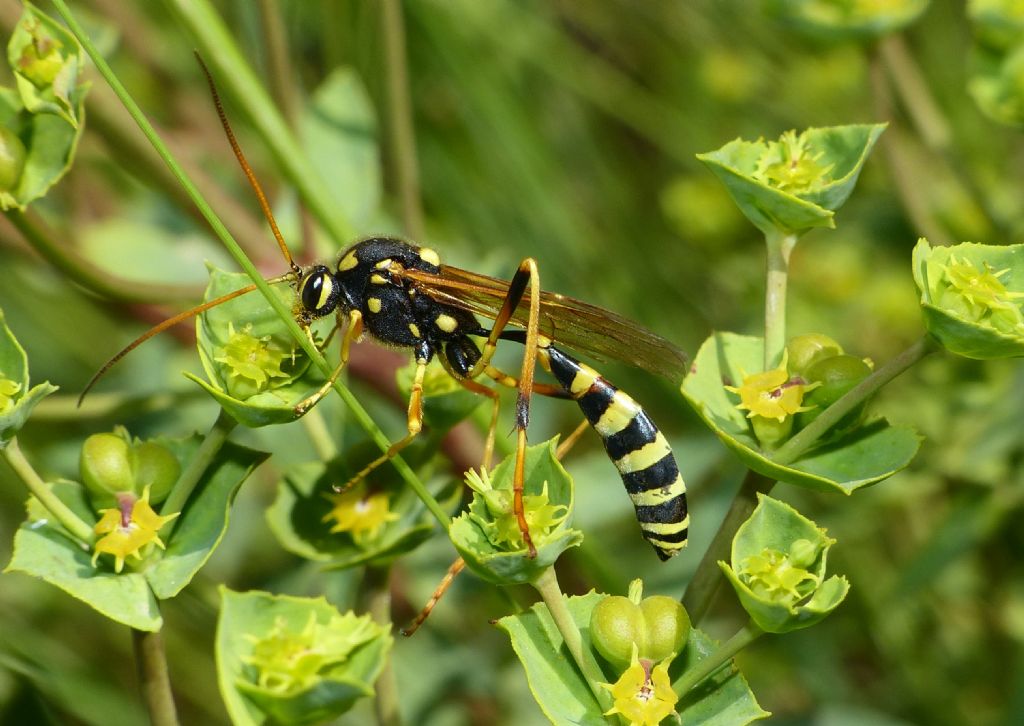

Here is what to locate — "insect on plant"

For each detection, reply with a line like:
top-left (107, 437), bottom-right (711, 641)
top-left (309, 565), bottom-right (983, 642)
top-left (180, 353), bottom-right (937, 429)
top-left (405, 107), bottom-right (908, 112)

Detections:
top-left (82, 57), bottom-right (691, 567)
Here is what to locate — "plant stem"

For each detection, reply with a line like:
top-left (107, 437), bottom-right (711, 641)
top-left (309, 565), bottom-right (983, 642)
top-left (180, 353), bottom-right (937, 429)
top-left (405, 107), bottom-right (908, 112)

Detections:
top-left (301, 406), bottom-right (339, 462)
top-left (877, 34), bottom-right (950, 152)
top-left (681, 470), bottom-right (771, 625)
top-left (132, 628), bottom-right (180, 726)
top-left (381, 0), bottom-right (425, 240)
top-left (1, 437), bottom-right (94, 544)
top-left (532, 567), bottom-right (612, 711)
top-left (53, 0), bottom-right (449, 532)
top-left (162, 0), bottom-right (354, 252)
top-left (3, 209), bottom-right (200, 305)
top-left (763, 228), bottom-right (797, 369)
top-left (161, 408), bottom-right (237, 519)
top-left (366, 566), bottom-right (402, 726)
top-left (771, 335), bottom-right (936, 465)
top-left (672, 621), bottom-right (763, 695)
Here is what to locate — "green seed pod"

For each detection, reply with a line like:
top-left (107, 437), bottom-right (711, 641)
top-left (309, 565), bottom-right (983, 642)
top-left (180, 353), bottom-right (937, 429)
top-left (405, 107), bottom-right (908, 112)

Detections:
top-left (788, 538), bottom-right (819, 569)
top-left (0, 127), bottom-right (26, 192)
top-left (804, 354), bottom-right (872, 407)
top-left (130, 441), bottom-right (181, 506)
top-left (786, 334), bottom-right (843, 377)
top-left (638, 596), bottom-right (690, 663)
top-left (590, 595), bottom-right (643, 669)
top-left (80, 433), bottom-right (134, 505)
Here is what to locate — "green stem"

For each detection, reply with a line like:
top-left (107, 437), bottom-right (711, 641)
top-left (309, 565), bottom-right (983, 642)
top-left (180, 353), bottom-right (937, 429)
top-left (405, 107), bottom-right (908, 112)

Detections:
top-left (533, 568), bottom-right (612, 711)
top-left (161, 408), bottom-right (237, 519)
top-left (132, 627), bottom-right (180, 726)
top-left (877, 34), bottom-right (950, 152)
top-left (301, 406), bottom-right (339, 462)
top-left (672, 621), bottom-right (763, 695)
top-left (1, 437), bottom-right (94, 544)
top-left (763, 228), bottom-right (797, 369)
top-left (681, 471), bottom-right (771, 625)
top-left (3, 209), bottom-right (200, 305)
top-left (772, 335), bottom-right (935, 465)
top-left (53, 0), bottom-right (449, 532)
top-left (161, 0), bottom-right (354, 254)
top-left (381, 0), bottom-right (425, 240)
top-left (366, 566), bottom-right (402, 726)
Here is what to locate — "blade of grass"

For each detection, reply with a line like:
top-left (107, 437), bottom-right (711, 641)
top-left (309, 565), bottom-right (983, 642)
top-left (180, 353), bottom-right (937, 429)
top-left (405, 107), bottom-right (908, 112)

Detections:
top-left (51, 0), bottom-right (450, 531)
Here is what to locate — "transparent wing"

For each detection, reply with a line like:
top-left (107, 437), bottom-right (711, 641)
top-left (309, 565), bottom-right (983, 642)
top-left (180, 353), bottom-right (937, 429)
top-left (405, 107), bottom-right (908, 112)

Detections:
top-left (401, 265), bottom-right (688, 381)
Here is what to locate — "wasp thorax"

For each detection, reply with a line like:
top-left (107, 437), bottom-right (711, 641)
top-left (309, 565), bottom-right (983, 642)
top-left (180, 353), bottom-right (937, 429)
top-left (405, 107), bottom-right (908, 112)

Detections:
top-left (298, 265), bottom-right (340, 319)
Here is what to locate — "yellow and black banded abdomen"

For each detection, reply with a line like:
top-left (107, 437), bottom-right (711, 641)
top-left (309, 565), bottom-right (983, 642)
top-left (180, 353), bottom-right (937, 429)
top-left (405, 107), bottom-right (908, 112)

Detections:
top-left (543, 346), bottom-right (688, 560)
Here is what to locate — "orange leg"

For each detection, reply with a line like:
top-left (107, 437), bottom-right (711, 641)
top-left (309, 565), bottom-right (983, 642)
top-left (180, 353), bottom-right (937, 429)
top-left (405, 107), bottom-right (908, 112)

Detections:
top-left (401, 557), bottom-right (467, 636)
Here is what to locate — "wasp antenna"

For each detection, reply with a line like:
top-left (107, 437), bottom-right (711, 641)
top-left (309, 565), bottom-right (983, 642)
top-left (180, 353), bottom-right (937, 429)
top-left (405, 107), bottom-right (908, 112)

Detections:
top-left (193, 51), bottom-right (300, 274)
top-left (77, 283), bottom-right (261, 407)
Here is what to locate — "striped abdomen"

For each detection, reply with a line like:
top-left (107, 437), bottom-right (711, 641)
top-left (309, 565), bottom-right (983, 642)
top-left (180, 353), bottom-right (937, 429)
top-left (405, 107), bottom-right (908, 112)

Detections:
top-left (542, 345), bottom-right (688, 560)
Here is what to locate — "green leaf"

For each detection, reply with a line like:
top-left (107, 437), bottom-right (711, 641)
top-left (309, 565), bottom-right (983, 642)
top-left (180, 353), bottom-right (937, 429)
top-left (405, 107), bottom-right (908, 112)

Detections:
top-left (681, 332), bottom-right (920, 493)
top-left (7, 2), bottom-right (86, 126)
top-left (191, 268), bottom-right (331, 427)
top-left (913, 238), bottom-right (1024, 358)
top-left (5, 481), bottom-right (162, 631)
top-left (765, 0), bottom-right (930, 39)
top-left (301, 67), bottom-right (381, 232)
top-left (217, 588), bottom-right (392, 726)
top-left (144, 437), bottom-right (268, 600)
top-left (497, 591), bottom-right (768, 726)
top-left (0, 4), bottom-right (88, 210)
top-left (0, 307), bottom-right (58, 448)
top-left (450, 439), bottom-right (583, 585)
top-left (266, 441), bottom-right (450, 569)
top-left (697, 125), bottom-right (885, 236)
top-left (719, 495), bottom-right (850, 633)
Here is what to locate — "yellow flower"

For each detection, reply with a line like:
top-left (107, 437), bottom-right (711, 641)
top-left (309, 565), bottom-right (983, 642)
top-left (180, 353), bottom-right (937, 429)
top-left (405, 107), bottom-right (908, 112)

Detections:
top-left (0, 374), bottom-right (21, 414)
top-left (214, 323), bottom-right (290, 395)
top-left (602, 647), bottom-right (679, 726)
top-left (91, 486), bottom-right (180, 573)
top-left (753, 130), bottom-right (835, 194)
top-left (322, 484), bottom-right (400, 545)
top-left (740, 548), bottom-right (819, 606)
top-left (467, 469), bottom-right (569, 549)
top-left (725, 352), bottom-right (819, 422)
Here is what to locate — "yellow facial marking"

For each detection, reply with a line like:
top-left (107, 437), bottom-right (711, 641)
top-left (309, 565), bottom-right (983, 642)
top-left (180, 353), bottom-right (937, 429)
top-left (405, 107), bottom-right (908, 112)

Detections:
top-left (408, 323), bottom-right (421, 338)
top-left (435, 314), bottom-right (458, 333)
top-left (419, 247), bottom-right (440, 266)
top-left (338, 251), bottom-right (358, 271)
top-left (374, 258), bottom-right (393, 270)
top-left (370, 273), bottom-right (388, 285)
top-left (367, 297), bottom-right (382, 314)
top-left (316, 277), bottom-right (335, 311)
top-left (614, 434), bottom-right (671, 474)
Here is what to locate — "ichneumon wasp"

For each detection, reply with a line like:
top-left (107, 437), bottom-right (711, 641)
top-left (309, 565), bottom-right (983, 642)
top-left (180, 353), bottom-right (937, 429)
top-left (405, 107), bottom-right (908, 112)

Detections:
top-left (82, 57), bottom-right (690, 567)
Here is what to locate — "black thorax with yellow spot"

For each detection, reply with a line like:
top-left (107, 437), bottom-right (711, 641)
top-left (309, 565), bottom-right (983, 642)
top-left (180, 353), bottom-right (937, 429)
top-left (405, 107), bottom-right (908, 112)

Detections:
top-left (296, 237), bottom-right (484, 368)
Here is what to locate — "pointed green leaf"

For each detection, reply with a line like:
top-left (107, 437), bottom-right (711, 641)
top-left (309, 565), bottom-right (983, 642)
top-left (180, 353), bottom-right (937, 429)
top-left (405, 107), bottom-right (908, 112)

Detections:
top-left (144, 437), bottom-right (268, 600)
top-left (682, 332), bottom-right (920, 493)
top-left (0, 307), bottom-right (57, 448)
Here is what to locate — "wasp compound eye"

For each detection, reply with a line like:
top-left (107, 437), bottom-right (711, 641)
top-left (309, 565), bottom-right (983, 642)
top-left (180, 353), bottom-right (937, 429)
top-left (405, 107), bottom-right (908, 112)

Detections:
top-left (300, 266), bottom-right (338, 317)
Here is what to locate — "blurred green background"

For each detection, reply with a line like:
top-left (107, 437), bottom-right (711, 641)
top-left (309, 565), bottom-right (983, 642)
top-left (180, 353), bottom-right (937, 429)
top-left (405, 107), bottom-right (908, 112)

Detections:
top-left (0, 1), bottom-right (1022, 724)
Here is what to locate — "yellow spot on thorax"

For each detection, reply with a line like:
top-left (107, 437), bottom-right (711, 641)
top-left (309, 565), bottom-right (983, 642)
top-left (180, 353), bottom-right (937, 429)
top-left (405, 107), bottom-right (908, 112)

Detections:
top-left (367, 297), bottom-right (382, 314)
top-left (435, 314), bottom-right (458, 333)
top-left (338, 250), bottom-right (358, 271)
top-left (419, 247), bottom-right (440, 266)
top-left (408, 323), bottom-right (421, 338)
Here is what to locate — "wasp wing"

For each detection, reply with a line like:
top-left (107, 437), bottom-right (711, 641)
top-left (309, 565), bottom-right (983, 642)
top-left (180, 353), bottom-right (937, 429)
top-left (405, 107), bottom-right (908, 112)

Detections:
top-left (401, 265), bottom-right (688, 381)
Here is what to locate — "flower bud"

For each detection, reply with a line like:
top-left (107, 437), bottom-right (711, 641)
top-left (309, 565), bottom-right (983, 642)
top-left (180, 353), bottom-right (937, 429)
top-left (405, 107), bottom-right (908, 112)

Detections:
top-left (0, 127), bottom-right (26, 192)
top-left (80, 433), bottom-right (134, 502)
top-left (130, 441), bottom-right (180, 506)
top-left (786, 334), bottom-right (843, 377)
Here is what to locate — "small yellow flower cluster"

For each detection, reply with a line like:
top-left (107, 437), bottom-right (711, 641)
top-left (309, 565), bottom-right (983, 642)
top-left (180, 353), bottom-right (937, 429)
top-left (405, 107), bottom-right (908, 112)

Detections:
top-left (753, 130), bottom-right (835, 194)
top-left (938, 255), bottom-right (1024, 334)
top-left (0, 373), bottom-right (21, 414)
top-left (322, 484), bottom-right (400, 545)
top-left (467, 469), bottom-right (569, 550)
top-left (739, 547), bottom-right (819, 607)
top-left (725, 352), bottom-right (819, 423)
top-left (214, 323), bottom-right (290, 396)
top-left (91, 487), bottom-right (179, 573)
